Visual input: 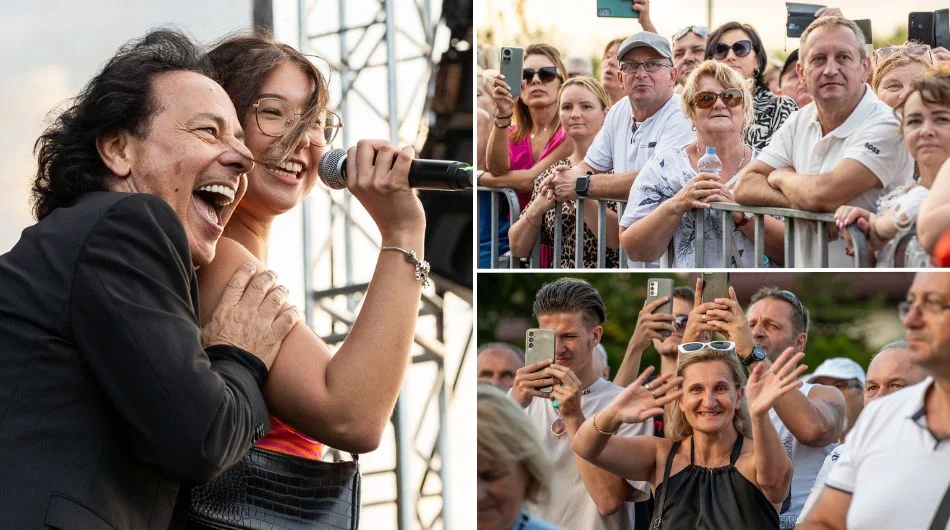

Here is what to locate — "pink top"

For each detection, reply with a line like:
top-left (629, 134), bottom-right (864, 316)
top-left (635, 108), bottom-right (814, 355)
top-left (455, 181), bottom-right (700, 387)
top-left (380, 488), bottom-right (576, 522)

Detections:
top-left (255, 414), bottom-right (324, 460)
top-left (508, 125), bottom-right (567, 210)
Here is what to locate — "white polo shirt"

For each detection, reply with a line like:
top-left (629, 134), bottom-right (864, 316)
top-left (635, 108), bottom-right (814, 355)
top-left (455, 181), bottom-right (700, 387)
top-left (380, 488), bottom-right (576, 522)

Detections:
top-left (585, 94), bottom-right (695, 175)
top-left (825, 378), bottom-right (950, 529)
top-left (522, 378), bottom-right (652, 530)
top-left (756, 85), bottom-right (914, 267)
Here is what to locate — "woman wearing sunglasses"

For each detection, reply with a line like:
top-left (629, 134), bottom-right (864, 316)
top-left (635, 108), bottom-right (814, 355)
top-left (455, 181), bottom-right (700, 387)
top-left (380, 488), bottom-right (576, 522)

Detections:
top-left (871, 48), bottom-right (932, 108)
top-left (620, 60), bottom-right (785, 267)
top-left (184, 33), bottom-right (426, 526)
top-left (705, 22), bottom-right (798, 149)
top-left (507, 76), bottom-right (620, 268)
top-left (573, 345), bottom-right (806, 529)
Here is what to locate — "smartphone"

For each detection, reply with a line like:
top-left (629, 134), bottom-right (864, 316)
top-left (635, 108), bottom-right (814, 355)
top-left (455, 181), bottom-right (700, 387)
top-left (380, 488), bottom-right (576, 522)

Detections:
top-left (786, 2), bottom-right (824, 38)
top-left (936, 9), bottom-right (950, 49)
top-left (647, 278), bottom-right (674, 337)
top-left (853, 19), bottom-right (872, 44)
top-left (701, 272), bottom-right (730, 304)
top-left (499, 46), bottom-right (524, 97)
top-left (597, 0), bottom-right (639, 18)
top-left (525, 328), bottom-right (555, 392)
top-left (909, 12), bottom-right (936, 47)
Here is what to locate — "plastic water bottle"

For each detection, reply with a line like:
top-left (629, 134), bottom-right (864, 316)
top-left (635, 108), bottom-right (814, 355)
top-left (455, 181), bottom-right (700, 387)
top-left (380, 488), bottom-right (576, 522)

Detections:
top-left (697, 146), bottom-right (722, 177)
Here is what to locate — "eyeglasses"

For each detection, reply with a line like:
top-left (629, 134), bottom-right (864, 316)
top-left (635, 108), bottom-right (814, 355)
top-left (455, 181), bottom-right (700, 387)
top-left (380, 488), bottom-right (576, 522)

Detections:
top-left (825, 379), bottom-right (864, 391)
top-left (619, 60), bottom-right (673, 74)
top-left (678, 341), bottom-right (736, 355)
top-left (713, 40), bottom-right (754, 60)
top-left (674, 314), bottom-right (690, 332)
top-left (898, 295), bottom-right (950, 320)
top-left (522, 67), bottom-right (561, 83)
top-left (251, 97), bottom-right (343, 146)
top-left (673, 25), bottom-right (710, 42)
top-left (774, 290), bottom-right (808, 332)
top-left (692, 89), bottom-right (744, 109)
top-left (875, 43), bottom-right (931, 60)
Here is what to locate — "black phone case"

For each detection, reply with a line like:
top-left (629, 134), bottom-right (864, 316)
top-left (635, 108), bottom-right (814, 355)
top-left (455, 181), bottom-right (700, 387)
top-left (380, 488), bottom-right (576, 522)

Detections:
top-left (909, 12), bottom-right (936, 47)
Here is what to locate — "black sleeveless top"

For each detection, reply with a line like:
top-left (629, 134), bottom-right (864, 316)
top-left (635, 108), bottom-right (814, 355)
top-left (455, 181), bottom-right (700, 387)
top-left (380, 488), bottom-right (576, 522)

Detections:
top-left (651, 435), bottom-right (779, 529)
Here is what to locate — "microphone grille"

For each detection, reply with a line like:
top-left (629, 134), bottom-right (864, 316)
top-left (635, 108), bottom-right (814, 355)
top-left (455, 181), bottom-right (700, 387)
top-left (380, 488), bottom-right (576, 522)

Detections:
top-left (317, 148), bottom-right (347, 190)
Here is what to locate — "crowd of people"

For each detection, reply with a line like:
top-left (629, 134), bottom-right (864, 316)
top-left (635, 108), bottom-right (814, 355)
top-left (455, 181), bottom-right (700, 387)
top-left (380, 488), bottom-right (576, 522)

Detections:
top-left (476, 273), bottom-right (950, 530)
top-left (477, 4), bottom-right (950, 268)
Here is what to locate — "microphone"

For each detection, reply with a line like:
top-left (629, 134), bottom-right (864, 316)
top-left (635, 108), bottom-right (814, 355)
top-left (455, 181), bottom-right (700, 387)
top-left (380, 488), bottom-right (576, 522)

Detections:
top-left (317, 148), bottom-right (473, 191)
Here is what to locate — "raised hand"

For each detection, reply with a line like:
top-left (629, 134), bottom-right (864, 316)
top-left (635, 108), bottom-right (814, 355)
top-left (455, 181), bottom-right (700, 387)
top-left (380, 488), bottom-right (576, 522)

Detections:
top-left (630, 295), bottom-right (675, 354)
top-left (604, 366), bottom-right (684, 425)
top-left (681, 276), bottom-right (722, 344)
top-left (491, 74), bottom-right (516, 119)
top-left (745, 347), bottom-right (808, 416)
top-left (547, 364), bottom-right (584, 422)
top-left (703, 286), bottom-right (755, 357)
top-left (511, 358), bottom-right (557, 408)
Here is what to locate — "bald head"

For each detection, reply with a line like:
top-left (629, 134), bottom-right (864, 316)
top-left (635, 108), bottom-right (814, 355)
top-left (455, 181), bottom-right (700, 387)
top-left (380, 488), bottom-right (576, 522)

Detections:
top-left (864, 342), bottom-right (928, 404)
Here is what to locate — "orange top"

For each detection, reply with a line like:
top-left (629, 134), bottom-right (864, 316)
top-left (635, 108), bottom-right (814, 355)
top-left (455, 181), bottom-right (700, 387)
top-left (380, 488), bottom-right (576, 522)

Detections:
top-left (934, 230), bottom-right (950, 268)
top-left (255, 414), bottom-right (324, 460)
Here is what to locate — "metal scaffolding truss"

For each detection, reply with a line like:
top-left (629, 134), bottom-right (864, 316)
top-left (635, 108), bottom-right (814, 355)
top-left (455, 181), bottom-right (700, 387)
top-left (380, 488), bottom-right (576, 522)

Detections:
top-left (290, 1), bottom-right (469, 529)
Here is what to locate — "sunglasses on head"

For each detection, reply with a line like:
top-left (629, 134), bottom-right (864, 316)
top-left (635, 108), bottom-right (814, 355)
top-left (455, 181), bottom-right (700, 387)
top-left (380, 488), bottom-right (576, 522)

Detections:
top-left (776, 290), bottom-right (808, 331)
top-left (523, 67), bottom-right (561, 83)
top-left (673, 25), bottom-right (710, 42)
top-left (692, 89), bottom-right (744, 109)
top-left (875, 43), bottom-right (931, 60)
top-left (678, 341), bottom-right (736, 355)
top-left (674, 314), bottom-right (690, 332)
top-left (713, 40), bottom-right (753, 60)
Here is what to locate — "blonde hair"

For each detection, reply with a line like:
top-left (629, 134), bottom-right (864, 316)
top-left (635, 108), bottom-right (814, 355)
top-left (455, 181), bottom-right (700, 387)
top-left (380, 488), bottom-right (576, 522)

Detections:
top-left (680, 59), bottom-right (755, 136)
top-left (557, 76), bottom-right (610, 110)
top-left (477, 383), bottom-right (552, 503)
top-left (666, 347), bottom-right (754, 442)
top-left (512, 43), bottom-right (567, 144)
top-left (800, 16), bottom-right (868, 62)
top-left (871, 51), bottom-right (932, 92)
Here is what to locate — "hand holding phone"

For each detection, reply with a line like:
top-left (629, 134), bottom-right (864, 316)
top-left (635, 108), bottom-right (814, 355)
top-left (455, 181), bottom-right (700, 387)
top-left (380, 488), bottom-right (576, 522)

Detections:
top-left (499, 46), bottom-right (524, 97)
top-left (646, 278), bottom-right (674, 338)
top-left (597, 0), bottom-right (640, 18)
top-left (701, 272), bottom-right (730, 304)
top-left (525, 328), bottom-right (556, 392)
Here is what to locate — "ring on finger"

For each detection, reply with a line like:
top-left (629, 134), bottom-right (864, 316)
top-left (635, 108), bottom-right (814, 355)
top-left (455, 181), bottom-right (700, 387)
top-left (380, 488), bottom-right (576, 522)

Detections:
top-left (644, 382), bottom-right (652, 391)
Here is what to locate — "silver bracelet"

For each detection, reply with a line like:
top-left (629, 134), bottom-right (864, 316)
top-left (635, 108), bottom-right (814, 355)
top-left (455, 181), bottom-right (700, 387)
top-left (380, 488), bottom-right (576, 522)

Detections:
top-left (380, 246), bottom-right (430, 287)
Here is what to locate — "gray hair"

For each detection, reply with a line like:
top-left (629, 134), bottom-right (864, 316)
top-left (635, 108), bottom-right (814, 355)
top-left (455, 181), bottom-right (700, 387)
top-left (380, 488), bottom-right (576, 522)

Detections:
top-left (800, 16), bottom-right (868, 62)
top-left (477, 342), bottom-right (525, 364)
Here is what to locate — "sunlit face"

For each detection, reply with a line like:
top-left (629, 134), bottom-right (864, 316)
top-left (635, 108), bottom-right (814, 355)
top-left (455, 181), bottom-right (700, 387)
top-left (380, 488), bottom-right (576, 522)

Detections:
top-left (864, 346), bottom-right (928, 404)
top-left (692, 75), bottom-right (745, 139)
top-left (902, 272), bottom-right (950, 372)
top-left (477, 461), bottom-right (528, 530)
top-left (747, 298), bottom-right (806, 360)
top-left (600, 43), bottom-right (621, 97)
top-left (559, 84), bottom-right (608, 140)
top-left (537, 311), bottom-right (602, 384)
top-left (477, 73), bottom-right (496, 114)
top-left (780, 61), bottom-right (813, 107)
top-left (673, 32), bottom-right (708, 85)
top-left (901, 91), bottom-right (950, 179)
top-left (521, 53), bottom-right (562, 109)
top-left (679, 359), bottom-right (743, 435)
top-left (241, 61), bottom-right (325, 217)
top-left (800, 25), bottom-right (870, 106)
top-left (714, 29), bottom-right (757, 80)
top-left (877, 62), bottom-right (927, 108)
top-left (477, 348), bottom-right (522, 391)
top-left (618, 47), bottom-right (676, 110)
top-left (120, 71), bottom-right (252, 267)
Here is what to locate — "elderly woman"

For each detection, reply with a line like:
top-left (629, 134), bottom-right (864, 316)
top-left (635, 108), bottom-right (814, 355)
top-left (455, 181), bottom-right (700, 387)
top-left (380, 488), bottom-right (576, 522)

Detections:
top-left (507, 77), bottom-right (620, 268)
top-left (478, 384), bottom-right (563, 530)
top-left (837, 68), bottom-right (950, 266)
top-left (871, 48), bottom-right (932, 108)
top-left (619, 60), bottom-right (784, 267)
top-left (599, 37), bottom-right (626, 106)
top-left (705, 22), bottom-right (798, 148)
top-left (573, 346), bottom-right (804, 529)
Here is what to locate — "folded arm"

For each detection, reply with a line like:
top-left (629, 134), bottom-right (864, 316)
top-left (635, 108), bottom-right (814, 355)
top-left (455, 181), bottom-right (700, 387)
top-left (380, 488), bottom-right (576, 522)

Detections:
top-left (768, 159), bottom-right (882, 212)
top-left (733, 160), bottom-right (791, 208)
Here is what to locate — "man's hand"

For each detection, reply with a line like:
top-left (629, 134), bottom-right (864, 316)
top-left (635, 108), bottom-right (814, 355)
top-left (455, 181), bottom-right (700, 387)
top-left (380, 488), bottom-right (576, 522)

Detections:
top-left (815, 7), bottom-right (844, 18)
top-left (511, 358), bottom-right (557, 408)
top-left (681, 276), bottom-right (721, 344)
top-left (632, 0), bottom-right (656, 33)
top-left (202, 265), bottom-right (300, 370)
top-left (551, 165), bottom-right (584, 201)
top-left (703, 286), bottom-right (755, 357)
top-left (630, 295), bottom-right (676, 354)
top-left (766, 167), bottom-right (795, 189)
top-left (548, 364), bottom-right (585, 424)
top-left (746, 348), bottom-right (808, 416)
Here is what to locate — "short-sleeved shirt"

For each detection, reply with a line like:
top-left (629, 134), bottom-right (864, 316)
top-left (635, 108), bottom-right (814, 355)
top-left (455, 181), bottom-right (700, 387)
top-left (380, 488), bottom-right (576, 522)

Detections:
top-left (585, 95), bottom-right (696, 175)
top-left (797, 442), bottom-right (847, 524)
top-left (747, 85), bottom-right (799, 149)
top-left (522, 378), bottom-right (652, 530)
top-left (619, 145), bottom-right (760, 267)
top-left (756, 84), bottom-right (914, 267)
top-left (825, 378), bottom-right (950, 529)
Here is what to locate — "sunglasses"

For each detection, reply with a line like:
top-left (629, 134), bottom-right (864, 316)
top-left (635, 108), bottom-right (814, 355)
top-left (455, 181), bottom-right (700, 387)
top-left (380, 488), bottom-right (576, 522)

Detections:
top-left (678, 341), bottom-right (736, 355)
top-left (775, 290), bottom-right (808, 331)
top-left (673, 25), bottom-right (710, 42)
top-left (692, 89), bottom-right (744, 109)
top-left (674, 314), bottom-right (690, 332)
top-left (713, 40), bottom-right (753, 60)
top-left (523, 67), bottom-right (561, 83)
top-left (875, 44), bottom-right (931, 60)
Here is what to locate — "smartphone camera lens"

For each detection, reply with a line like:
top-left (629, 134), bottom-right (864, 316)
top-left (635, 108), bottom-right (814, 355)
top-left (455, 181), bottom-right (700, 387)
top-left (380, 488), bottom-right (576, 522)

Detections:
top-left (503, 49), bottom-right (511, 56)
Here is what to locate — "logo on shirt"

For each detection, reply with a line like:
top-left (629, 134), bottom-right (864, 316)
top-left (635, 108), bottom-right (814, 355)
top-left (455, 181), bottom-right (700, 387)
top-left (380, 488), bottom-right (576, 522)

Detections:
top-left (864, 142), bottom-right (880, 155)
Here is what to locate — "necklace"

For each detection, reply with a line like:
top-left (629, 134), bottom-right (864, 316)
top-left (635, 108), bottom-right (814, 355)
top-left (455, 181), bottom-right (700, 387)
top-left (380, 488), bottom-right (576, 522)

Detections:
top-left (531, 125), bottom-right (550, 140)
top-left (694, 143), bottom-right (749, 179)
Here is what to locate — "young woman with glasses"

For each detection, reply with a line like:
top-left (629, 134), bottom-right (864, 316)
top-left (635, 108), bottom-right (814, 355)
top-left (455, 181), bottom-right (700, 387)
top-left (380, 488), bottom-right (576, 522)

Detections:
top-left (705, 22), bottom-right (798, 149)
top-left (573, 345), bottom-right (805, 529)
top-left (620, 60), bottom-right (785, 267)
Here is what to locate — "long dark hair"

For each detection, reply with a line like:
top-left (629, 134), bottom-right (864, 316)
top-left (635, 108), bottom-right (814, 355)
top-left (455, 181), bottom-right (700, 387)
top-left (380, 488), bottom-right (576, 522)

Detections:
top-left (705, 21), bottom-right (768, 92)
top-left (207, 30), bottom-right (329, 162)
top-left (32, 28), bottom-right (213, 220)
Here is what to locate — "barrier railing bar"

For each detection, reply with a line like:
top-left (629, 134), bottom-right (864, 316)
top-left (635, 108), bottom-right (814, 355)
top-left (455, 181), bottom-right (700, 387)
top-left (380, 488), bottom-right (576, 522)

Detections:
top-left (489, 191), bottom-right (499, 268)
top-left (754, 214), bottom-right (765, 268)
top-left (818, 220), bottom-right (829, 268)
top-left (575, 198), bottom-right (584, 269)
top-left (694, 209), bottom-right (705, 268)
top-left (597, 201), bottom-right (608, 268)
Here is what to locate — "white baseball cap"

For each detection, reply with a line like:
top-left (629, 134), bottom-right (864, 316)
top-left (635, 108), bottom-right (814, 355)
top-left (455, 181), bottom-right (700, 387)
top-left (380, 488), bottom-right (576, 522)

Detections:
top-left (806, 357), bottom-right (866, 385)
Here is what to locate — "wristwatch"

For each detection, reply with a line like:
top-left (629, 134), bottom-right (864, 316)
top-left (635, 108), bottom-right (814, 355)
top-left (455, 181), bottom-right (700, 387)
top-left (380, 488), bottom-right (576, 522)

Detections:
top-left (741, 346), bottom-right (767, 367)
top-left (575, 172), bottom-right (592, 197)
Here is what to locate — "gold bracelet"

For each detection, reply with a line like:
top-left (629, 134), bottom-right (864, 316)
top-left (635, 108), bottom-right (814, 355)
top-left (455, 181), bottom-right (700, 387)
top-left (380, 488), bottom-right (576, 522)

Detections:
top-left (380, 246), bottom-right (430, 287)
top-left (592, 411), bottom-right (618, 436)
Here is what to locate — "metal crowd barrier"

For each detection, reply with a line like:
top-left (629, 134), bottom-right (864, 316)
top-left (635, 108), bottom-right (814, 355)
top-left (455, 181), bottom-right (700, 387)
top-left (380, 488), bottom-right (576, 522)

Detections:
top-left (477, 186), bottom-right (522, 269)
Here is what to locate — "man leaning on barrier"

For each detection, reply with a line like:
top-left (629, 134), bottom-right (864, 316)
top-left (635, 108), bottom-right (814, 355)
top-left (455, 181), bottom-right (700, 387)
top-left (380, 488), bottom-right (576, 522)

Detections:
top-left (734, 16), bottom-right (914, 267)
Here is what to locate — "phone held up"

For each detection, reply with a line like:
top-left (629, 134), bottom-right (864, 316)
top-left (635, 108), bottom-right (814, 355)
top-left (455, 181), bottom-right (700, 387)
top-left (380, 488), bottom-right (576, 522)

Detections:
top-left (499, 46), bottom-right (524, 97)
top-left (596, 0), bottom-right (639, 18)
top-left (525, 328), bottom-right (556, 393)
top-left (701, 272), bottom-right (730, 304)
top-left (647, 278), bottom-right (674, 337)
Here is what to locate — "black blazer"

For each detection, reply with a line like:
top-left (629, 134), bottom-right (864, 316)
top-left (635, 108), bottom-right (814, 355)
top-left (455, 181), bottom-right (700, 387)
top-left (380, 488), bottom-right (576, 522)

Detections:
top-left (0, 192), bottom-right (270, 529)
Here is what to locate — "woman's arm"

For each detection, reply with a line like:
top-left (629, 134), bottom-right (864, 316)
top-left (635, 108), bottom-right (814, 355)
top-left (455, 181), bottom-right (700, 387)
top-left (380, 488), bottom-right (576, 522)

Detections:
top-left (480, 141), bottom-right (573, 192)
top-left (620, 200), bottom-right (686, 262)
top-left (508, 174), bottom-right (556, 257)
top-left (486, 74), bottom-right (518, 174)
top-left (581, 199), bottom-right (620, 250)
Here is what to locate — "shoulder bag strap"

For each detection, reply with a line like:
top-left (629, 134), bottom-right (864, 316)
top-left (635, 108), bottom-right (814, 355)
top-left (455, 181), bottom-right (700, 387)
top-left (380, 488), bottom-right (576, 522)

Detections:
top-left (652, 440), bottom-right (681, 529)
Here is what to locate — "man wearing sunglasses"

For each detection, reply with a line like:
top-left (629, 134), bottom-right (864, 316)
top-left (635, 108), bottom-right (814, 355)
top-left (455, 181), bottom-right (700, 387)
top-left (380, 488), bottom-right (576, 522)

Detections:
top-left (734, 16), bottom-right (914, 267)
top-left (672, 25), bottom-right (709, 90)
top-left (614, 286), bottom-right (695, 388)
top-left (801, 272), bottom-right (950, 530)
top-left (548, 32), bottom-right (695, 210)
